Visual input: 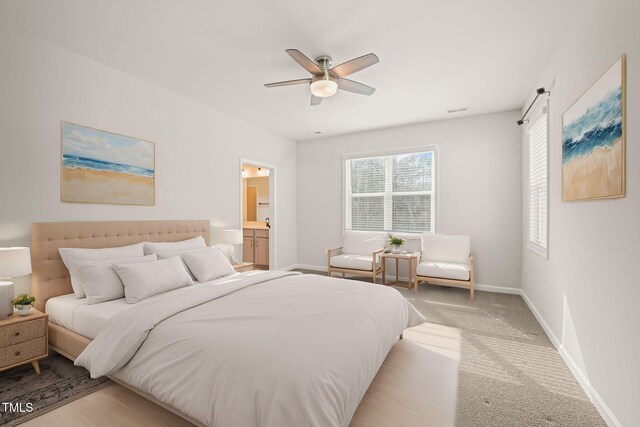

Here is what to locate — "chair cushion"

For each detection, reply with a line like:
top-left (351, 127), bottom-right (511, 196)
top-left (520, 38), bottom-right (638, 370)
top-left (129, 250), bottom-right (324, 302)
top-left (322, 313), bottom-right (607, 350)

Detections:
top-left (342, 231), bottom-right (386, 256)
top-left (416, 260), bottom-right (470, 281)
top-left (421, 234), bottom-right (470, 264)
top-left (330, 254), bottom-right (379, 271)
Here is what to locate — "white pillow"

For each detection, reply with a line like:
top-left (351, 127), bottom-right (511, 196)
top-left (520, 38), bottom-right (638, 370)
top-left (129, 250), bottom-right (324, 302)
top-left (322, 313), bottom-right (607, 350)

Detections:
top-left (156, 247), bottom-right (210, 280)
top-left (59, 243), bottom-right (144, 298)
top-left (143, 236), bottom-right (206, 255)
top-left (182, 247), bottom-right (235, 283)
top-left (113, 256), bottom-right (194, 304)
top-left (76, 254), bottom-right (158, 305)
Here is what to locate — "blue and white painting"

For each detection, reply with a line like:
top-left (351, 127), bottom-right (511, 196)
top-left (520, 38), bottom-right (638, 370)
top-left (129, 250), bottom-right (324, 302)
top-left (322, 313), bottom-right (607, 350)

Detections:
top-left (61, 122), bottom-right (155, 205)
top-left (562, 56), bottom-right (625, 201)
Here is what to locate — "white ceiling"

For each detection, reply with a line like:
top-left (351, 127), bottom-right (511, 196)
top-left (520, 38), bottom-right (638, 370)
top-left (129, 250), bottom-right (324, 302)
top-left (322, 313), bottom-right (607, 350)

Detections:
top-left (0, 0), bottom-right (581, 141)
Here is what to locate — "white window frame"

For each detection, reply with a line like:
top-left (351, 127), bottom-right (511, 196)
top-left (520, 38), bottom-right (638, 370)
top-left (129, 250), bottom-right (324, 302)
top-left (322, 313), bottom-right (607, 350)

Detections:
top-left (527, 100), bottom-right (549, 259)
top-left (342, 146), bottom-right (438, 234)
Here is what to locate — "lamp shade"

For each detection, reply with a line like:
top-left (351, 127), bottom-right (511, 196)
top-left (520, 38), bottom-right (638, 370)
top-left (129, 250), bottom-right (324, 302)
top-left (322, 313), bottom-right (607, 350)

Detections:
top-left (0, 247), bottom-right (32, 278)
top-left (212, 229), bottom-right (243, 245)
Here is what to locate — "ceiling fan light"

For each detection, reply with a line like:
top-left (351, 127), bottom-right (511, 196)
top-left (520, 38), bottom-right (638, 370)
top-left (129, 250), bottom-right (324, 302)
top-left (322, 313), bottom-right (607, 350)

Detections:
top-left (310, 79), bottom-right (338, 98)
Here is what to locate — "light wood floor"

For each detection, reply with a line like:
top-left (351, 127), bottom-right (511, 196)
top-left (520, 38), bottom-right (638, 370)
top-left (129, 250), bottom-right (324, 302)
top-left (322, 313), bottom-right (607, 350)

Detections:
top-left (22, 322), bottom-right (461, 427)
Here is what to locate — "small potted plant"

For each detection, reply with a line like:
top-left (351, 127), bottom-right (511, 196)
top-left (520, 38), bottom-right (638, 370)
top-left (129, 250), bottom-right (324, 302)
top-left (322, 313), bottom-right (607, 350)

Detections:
top-left (388, 235), bottom-right (405, 254)
top-left (12, 294), bottom-right (36, 316)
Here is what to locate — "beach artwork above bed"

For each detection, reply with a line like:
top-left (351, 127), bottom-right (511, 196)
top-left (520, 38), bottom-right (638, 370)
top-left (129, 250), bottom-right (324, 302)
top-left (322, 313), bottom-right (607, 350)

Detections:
top-left (61, 122), bottom-right (155, 206)
top-left (562, 55), bottom-right (626, 201)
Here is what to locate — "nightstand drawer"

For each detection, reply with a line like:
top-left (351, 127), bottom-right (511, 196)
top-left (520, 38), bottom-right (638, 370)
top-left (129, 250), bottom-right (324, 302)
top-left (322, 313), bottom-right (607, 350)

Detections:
top-left (1, 318), bottom-right (46, 347)
top-left (0, 337), bottom-right (46, 367)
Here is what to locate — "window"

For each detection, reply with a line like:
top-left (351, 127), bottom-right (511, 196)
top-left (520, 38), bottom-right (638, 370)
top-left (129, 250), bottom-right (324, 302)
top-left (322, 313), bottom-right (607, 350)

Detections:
top-left (344, 149), bottom-right (435, 233)
top-left (528, 103), bottom-right (549, 258)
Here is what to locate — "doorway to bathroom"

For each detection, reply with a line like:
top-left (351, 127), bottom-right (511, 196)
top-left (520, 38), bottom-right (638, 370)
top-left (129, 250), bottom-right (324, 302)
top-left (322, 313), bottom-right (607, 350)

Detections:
top-left (240, 161), bottom-right (274, 270)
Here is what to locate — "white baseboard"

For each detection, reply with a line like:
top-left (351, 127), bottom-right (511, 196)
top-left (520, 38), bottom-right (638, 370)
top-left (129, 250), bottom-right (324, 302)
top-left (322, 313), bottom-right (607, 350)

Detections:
top-left (559, 346), bottom-right (621, 427)
top-left (519, 289), bottom-right (560, 349)
top-left (474, 284), bottom-right (520, 294)
top-left (292, 264), bottom-right (327, 272)
top-left (292, 265), bottom-right (520, 295)
top-left (520, 290), bottom-right (620, 427)
top-left (278, 264), bottom-right (301, 271)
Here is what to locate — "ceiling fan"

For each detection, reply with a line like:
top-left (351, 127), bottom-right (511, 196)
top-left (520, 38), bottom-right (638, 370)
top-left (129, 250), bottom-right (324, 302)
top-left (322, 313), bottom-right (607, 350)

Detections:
top-left (265, 49), bottom-right (379, 106)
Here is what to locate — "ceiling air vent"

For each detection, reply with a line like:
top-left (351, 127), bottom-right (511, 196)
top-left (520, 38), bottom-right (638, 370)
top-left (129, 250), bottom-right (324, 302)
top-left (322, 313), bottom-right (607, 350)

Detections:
top-left (447, 107), bottom-right (469, 113)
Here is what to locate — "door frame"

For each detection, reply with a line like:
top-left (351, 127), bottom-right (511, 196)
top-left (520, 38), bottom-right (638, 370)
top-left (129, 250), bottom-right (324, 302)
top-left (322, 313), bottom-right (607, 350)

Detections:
top-left (239, 158), bottom-right (276, 269)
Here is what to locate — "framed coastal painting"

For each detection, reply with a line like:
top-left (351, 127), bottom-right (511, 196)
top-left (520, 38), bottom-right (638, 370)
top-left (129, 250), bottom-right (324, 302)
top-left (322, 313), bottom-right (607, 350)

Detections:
top-left (61, 122), bottom-right (155, 206)
top-left (562, 55), bottom-right (626, 201)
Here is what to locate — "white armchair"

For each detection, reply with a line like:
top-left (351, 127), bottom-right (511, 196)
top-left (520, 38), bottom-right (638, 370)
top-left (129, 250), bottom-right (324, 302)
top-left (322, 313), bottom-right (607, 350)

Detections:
top-left (414, 234), bottom-right (475, 299)
top-left (327, 231), bottom-right (386, 284)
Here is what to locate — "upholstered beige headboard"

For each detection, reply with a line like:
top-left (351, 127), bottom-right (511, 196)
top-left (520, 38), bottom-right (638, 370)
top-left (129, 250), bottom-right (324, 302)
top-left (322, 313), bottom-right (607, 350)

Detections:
top-left (31, 220), bottom-right (210, 311)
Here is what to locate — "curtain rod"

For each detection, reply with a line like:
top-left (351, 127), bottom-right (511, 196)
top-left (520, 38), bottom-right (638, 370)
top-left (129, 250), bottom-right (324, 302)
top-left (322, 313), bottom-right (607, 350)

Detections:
top-left (517, 87), bottom-right (550, 125)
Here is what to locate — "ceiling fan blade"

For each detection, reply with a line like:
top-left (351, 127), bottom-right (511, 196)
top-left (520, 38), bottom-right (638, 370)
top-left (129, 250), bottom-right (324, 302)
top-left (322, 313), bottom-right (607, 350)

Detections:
top-left (330, 53), bottom-right (379, 78)
top-left (286, 49), bottom-right (323, 75)
top-left (264, 78), bottom-right (311, 88)
top-left (310, 95), bottom-right (322, 106)
top-left (338, 78), bottom-right (376, 96)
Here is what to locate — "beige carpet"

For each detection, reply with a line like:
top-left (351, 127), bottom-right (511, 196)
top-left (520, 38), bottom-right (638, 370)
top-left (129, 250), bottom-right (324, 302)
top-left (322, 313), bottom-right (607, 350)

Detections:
top-left (296, 269), bottom-right (606, 427)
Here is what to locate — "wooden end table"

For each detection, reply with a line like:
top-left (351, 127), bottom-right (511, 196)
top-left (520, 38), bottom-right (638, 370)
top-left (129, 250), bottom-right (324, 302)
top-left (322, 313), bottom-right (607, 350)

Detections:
top-left (381, 252), bottom-right (419, 288)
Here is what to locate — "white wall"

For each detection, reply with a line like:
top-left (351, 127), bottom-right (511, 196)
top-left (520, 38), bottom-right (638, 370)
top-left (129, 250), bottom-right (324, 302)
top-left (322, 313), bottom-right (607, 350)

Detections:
top-left (0, 25), bottom-right (298, 294)
top-left (520, 1), bottom-right (639, 425)
top-left (297, 110), bottom-right (522, 289)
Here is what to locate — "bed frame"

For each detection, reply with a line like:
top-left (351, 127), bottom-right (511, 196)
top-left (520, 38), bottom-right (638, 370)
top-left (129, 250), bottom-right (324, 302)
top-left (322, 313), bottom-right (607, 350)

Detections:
top-left (31, 220), bottom-right (210, 360)
top-left (31, 220), bottom-right (211, 426)
top-left (30, 219), bottom-right (460, 427)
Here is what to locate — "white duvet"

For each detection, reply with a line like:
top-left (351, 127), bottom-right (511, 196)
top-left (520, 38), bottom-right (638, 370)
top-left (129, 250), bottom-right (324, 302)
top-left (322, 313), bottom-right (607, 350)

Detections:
top-left (76, 271), bottom-right (425, 427)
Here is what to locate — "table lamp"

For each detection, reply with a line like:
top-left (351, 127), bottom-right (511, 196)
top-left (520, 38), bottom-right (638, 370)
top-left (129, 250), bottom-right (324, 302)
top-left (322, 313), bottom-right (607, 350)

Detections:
top-left (212, 229), bottom-right (243, 263)
top-left (0, 247), bottom-right (32, 319)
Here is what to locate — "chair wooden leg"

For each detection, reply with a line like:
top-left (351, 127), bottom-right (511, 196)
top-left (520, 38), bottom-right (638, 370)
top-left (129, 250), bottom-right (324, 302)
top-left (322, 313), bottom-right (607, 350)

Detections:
top-left (373, 270), bottom-right (376, 284)
top-left (399, 333), bottom-right (403, 340)
top-left (342, 272), bottom-right (345, 278)
top-left (470, 282), bottom-right (475, 300)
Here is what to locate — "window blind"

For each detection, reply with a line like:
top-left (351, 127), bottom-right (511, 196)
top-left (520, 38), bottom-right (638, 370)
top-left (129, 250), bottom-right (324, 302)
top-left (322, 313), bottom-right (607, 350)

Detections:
top-left (528, 104), bottom-right (548, 256)
top-left (345, 151), bottom-right (435, 233)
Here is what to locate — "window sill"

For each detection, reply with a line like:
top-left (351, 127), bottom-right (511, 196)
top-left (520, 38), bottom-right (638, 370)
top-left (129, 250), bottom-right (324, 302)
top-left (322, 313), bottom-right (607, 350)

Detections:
top-left (527, 242), bottom-right (548, 260)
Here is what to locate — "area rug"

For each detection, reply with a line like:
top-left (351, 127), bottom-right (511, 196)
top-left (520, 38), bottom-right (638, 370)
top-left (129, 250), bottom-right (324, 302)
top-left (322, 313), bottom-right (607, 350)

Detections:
top-left (0, 353), bottom-right (112, 426)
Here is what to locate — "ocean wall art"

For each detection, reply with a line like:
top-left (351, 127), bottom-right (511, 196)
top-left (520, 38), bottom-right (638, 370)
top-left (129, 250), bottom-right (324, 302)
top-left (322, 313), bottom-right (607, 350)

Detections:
top-left (562, 56), bottom-right (625, 201)
top-left (61, 122), bottom-right (155, 206)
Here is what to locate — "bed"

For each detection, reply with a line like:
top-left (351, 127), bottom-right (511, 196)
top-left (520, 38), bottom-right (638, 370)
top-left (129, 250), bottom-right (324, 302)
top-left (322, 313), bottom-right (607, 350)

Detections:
top-left (31, 220), bottom-right (430, 427)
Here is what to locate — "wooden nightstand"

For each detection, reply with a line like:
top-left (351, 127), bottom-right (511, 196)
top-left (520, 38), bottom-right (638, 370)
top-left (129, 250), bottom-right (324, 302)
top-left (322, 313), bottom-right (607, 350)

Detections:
top-left (232, 262), bottom-right (254, 272)
top-left (0, 309), bottom-right (48, 375)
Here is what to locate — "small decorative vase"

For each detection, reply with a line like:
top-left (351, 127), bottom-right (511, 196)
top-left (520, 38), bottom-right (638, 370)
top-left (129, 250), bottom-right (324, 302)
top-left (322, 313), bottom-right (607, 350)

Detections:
top-left (15, 304), bottom-right (31, 315)
top-left (391, 245), bottom-right (401, 254)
